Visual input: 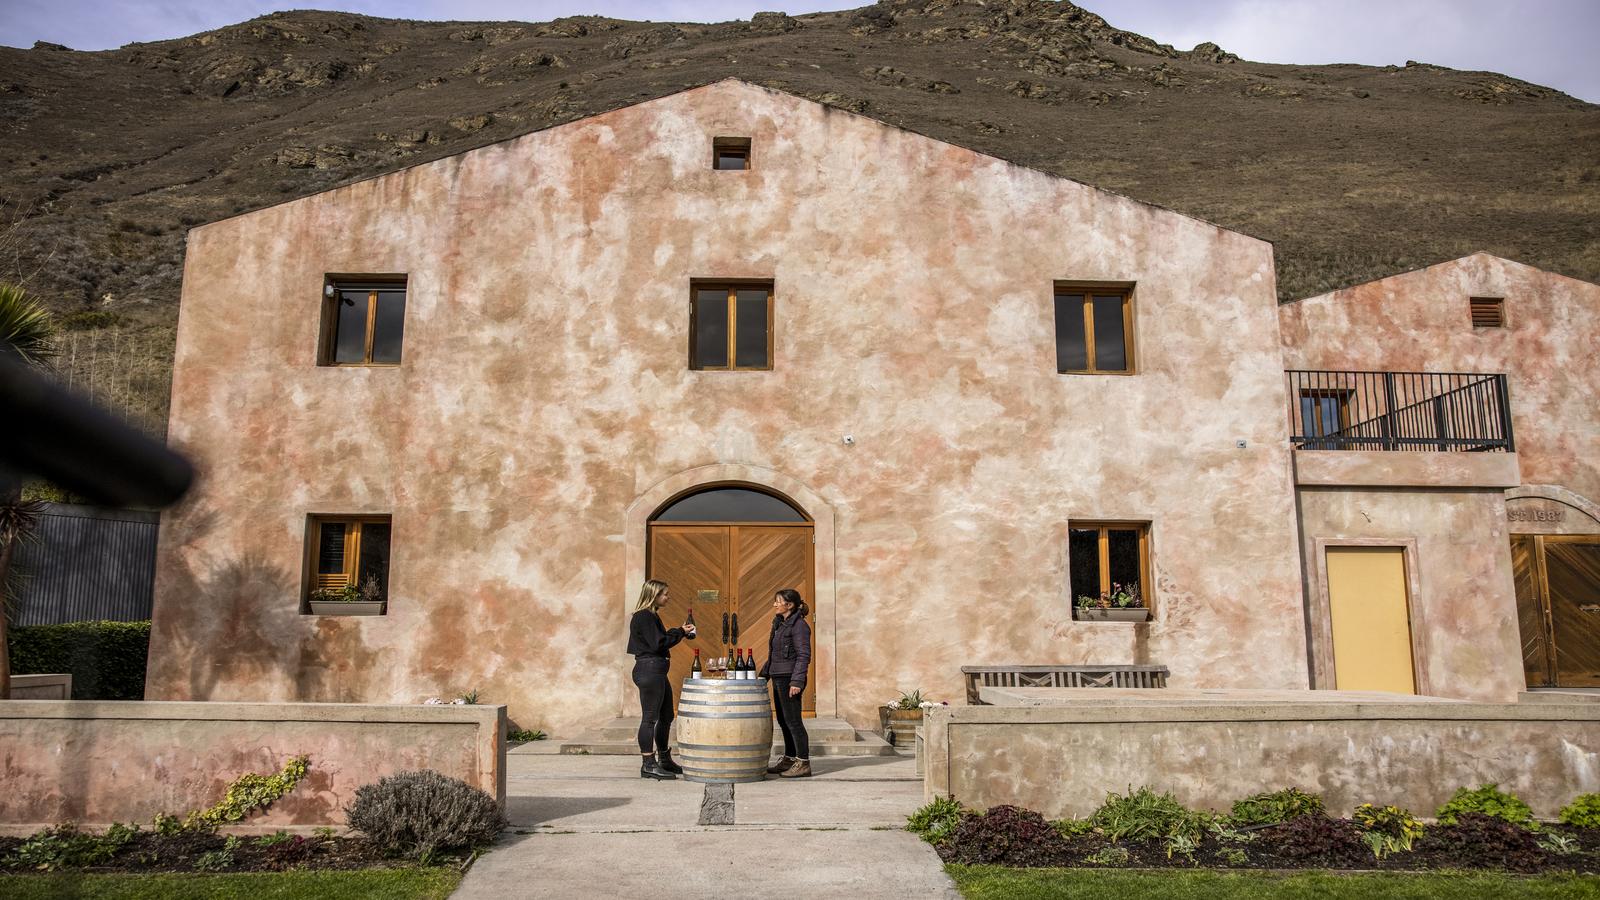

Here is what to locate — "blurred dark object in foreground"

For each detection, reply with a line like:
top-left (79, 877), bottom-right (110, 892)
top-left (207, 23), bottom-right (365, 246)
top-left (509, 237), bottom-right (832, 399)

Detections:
top-left (0, 350), bottom-right (192, 508)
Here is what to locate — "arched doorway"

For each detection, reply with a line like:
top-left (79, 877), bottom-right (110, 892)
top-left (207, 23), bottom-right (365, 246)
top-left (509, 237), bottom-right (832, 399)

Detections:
top-left (647, 484), bottom-right (817, 712)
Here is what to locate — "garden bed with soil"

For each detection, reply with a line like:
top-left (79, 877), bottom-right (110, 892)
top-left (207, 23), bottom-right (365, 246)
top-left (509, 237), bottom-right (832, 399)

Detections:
top-left (911, 787), bottom-right (1600, 876)
top-left (0, 829), bottom-right (470, 875)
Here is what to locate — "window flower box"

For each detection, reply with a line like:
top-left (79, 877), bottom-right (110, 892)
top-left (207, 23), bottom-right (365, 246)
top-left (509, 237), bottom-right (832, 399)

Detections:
top-left (1073, 583), bottom-right (1148, 622)
top-left (309, 600), bottom-right (385, 616)
top-left (1074, 607), bottom-right (1149, 622)
top-left (308, 581), bottom-right (386, 616)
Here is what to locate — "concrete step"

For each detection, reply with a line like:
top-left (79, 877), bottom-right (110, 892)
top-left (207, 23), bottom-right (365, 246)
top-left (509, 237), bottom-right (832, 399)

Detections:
top-left (560, 717), bottom-right (896, 757)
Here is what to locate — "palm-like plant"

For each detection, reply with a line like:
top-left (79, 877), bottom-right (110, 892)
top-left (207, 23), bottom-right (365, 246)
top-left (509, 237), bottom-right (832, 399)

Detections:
top-left (0, 281), bottom-right (57, 367)
top-left (0, 280), bottom-right (56, 697)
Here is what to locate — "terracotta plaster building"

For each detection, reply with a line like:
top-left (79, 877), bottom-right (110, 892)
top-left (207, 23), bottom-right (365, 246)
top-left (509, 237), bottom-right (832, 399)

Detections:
top-left (147, 80), bottom-right (1598, 737)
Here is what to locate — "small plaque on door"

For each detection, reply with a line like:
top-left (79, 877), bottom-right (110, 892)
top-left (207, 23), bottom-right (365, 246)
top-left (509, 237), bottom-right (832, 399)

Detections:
top-left (697, 590), bottom-right (720, 602)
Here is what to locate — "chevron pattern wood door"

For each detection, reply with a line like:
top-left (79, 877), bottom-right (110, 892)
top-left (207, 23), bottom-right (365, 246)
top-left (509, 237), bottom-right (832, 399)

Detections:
top-left (646, 526), bottom-right (730, 700)
top-left (733, 526), bottom-right (816, 711)
top-left (647, 523), bottom-right (816, 709)
top-left (1511, 535), bottom-right (1552, 687)
top-left (1546, 539), bottom-right (1600, 687)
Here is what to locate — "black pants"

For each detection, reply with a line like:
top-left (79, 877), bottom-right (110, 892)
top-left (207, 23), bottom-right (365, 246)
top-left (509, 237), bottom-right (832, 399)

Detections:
top-left (632, 657), bottom-right (673, 754)
top-left (771, 675), bottom-right (810, 759)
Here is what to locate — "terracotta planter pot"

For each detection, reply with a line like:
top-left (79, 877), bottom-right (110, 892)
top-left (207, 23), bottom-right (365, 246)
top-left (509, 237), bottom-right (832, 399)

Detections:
top-left (309, 600), bottom-right (386, 616)
top-left (880, 707), bottom-right (924, 747)
top-left (1074, 607), bottom-right (1149, 622)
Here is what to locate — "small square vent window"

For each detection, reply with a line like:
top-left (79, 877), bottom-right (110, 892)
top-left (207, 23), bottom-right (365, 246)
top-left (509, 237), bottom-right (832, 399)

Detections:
top-left (713, 136), bottom-right (751, 170)
top-left (1470, 296), bottom-right (1505, 328)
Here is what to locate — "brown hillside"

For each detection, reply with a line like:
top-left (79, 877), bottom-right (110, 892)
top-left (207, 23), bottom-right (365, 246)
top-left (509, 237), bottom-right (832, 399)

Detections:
top-left (1, 0), bottom-right (1596, 430)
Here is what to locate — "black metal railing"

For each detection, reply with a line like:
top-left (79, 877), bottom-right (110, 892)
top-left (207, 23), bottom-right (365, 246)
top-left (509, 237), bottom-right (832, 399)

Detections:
top-left (1286, 370), bottom-right (1514, 452)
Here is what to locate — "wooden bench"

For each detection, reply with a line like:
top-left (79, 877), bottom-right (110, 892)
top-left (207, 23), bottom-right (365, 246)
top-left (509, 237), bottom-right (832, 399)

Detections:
top-left (961, 665), bottom-right (1170, 705)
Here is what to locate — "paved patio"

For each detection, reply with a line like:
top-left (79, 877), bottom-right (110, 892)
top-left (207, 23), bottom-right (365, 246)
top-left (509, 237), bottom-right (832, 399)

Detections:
top-left (455, 752), bottom-right (957, 899)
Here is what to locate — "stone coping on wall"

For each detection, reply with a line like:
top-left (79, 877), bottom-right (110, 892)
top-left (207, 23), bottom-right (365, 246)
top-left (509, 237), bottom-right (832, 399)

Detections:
top-left (1, 699), bottom-right (503, 726)
top-left (0, 700), bottom-right (506, 832)
top-left (1294, 449), bottom-right (1520, 489)
top-left (968, 686), bottom-right (1589, 719)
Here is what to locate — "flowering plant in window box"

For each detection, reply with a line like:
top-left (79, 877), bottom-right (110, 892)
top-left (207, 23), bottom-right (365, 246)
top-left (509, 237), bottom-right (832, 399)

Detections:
top-left (1073, 583), bottom-right (1149, 622)
top-left (308, 577), bottom-right (386, 616)
top-left (880, 689), bottom-right (948, 747)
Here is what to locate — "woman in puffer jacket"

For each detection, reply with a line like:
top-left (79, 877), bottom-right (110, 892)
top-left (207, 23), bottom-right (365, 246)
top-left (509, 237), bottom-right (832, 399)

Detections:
top-left (760, 588), bottom-right (812, 778)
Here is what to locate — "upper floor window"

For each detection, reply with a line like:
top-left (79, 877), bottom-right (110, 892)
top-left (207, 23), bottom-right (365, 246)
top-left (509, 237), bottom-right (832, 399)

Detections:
top-left (691, 281), bottom-right (772, 371)
top-left (1470, 296), bottom-right (1505, 328)
top-left (713, 136), bottom-right (751, 170)
top-left (306, 514), bottom-right (391, 613)
top-left (321, 277), bottom-right (407, 366)
top-left (1055, 285), bottom-right (1134, 374)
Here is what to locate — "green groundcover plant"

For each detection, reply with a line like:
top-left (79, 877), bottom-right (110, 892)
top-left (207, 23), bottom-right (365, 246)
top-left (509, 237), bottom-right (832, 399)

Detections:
top-left (1560, 793), bottom-right (1600, 829)
top-left (1437, 784), bottom-right (1538, 829)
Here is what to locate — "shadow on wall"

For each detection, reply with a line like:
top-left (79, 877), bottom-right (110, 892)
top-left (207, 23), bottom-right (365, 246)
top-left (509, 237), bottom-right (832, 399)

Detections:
top-left (153, 549), bottom-right (311, 701)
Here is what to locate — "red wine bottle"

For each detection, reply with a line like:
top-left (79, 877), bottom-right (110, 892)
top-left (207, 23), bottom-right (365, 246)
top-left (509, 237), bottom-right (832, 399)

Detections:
top-left (685, 605), bottom-right (695, 632)
top-left (691, 649), bottom-right (702, 677)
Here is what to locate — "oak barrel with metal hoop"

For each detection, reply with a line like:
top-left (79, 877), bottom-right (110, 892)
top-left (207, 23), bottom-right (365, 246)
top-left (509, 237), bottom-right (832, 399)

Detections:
top-left (677, 677), bottom-right (773, 784)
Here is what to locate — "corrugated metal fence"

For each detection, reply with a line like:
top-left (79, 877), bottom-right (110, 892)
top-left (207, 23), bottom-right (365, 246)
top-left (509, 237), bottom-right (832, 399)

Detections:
top-left (10, 503), bottom-right (159, 626)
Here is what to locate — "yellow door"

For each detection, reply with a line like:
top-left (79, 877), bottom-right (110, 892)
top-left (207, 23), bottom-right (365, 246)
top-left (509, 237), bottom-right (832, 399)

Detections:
top-left (1327, 547), bottom-right (1416, 694)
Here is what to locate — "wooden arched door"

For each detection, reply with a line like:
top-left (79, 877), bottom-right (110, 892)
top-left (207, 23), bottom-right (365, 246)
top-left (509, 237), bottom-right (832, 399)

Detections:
top-left (647, 486), bottom-right (816, 711)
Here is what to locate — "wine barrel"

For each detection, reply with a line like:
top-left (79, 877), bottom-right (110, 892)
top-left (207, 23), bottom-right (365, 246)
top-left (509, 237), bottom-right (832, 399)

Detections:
top-left (677, 677), bottom-right (773, 784)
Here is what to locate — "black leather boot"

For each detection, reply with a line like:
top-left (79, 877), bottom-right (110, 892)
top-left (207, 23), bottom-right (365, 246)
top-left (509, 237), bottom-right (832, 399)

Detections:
top-left (656, 750), bottom-right (684, 775)
top-left (641, 756), bottom-right (678, 780)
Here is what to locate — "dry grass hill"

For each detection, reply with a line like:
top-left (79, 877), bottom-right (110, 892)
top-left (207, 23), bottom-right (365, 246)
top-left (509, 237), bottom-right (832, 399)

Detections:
top-left (1, 0), bottom-right (1596, 430)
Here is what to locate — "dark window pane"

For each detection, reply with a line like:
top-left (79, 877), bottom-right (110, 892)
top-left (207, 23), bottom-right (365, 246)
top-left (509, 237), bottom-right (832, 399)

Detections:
top-left (370, 290), bottom-right (406, 364)
top-left (1107, 529), bottom-right (1142, 603)
top-left (1054, 294), bottom-right (1087, 372)
top-left (334, 291), bottom-right (370, 364)
top-left (1068, 528), bottom-right (1100, 602)
top-left (357, 523), bottom-right (391, 601)
top-left (734, 290), bottom-right (769, 368)
top-left (715, 151), bottom-right (747, 170)
top-left (1092, 295), bottom-right (1128, 371)
top-left (652, 488), bottom-right (805, 522)
top-left (317, 522), bottom-right (346, 575)
top-left (693, 290), bottom-right (728, 368)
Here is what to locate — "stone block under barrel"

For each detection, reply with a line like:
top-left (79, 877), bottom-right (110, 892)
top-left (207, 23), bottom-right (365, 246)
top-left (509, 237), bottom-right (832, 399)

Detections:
top-left (677, 677), bottom-right (773, 783)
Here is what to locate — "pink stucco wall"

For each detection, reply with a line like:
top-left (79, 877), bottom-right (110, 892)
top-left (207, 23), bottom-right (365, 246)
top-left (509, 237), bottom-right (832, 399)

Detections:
top-left (149, 79), bottom-right (1306, 735)
top-left (0, 701), bottom-right (504, 831)
top-left (1280, 253), bottom-right (1600, 507)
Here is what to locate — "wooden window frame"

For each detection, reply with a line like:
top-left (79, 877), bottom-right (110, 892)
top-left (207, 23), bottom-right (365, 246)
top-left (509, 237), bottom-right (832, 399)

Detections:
top-left (689, 280), bottom-right (775, 372)
top-left (1298, 388), bottom-right (1353, 437)
top-left (1069, 520), bottom-right (1153, 606)
top-left (1469, 296), bottom-right (1505, 329)
top-left (1054, 282), bottom-right (1137, 375)
top-left (303, 514), bottom-right (392, 610)
top-left (320, 275), bottom-right (407, 367)
top-left (712, 136), bottom-right (752, 170)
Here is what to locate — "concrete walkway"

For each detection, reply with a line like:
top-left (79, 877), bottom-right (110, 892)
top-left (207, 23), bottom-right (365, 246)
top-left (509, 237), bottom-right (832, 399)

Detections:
top-left (454, 753), bottom-right (958, 900)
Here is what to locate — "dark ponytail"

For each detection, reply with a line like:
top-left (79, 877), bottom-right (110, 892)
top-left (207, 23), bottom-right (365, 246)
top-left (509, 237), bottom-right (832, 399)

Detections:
top-left (776, 588), bottom-right (808, 618)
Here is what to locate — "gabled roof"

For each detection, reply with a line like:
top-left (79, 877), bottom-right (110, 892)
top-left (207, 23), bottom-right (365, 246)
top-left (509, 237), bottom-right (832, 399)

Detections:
top-left (1284, 251), bottom-right (1600, 305)
top-left (196, 77), bottom-right (1261, 244)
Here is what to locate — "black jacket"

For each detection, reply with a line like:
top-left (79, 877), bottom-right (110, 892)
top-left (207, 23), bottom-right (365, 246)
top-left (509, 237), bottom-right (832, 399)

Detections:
top-left (628, 609), bottom-right (684, 658)
top-left (763, 611), bottom-right (812, 689)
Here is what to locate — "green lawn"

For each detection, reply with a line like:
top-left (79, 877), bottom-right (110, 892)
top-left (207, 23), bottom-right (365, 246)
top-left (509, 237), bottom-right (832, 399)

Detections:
top-left (0, 868), bottom-right (461, 900)
top-left (946, 866), bottom-right (1600, 900)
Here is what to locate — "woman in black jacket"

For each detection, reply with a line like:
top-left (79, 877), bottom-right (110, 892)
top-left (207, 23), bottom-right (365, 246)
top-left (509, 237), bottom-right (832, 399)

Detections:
top-left (761, 588), bottom-right (812, 778)
top-left (627, 579), bottom-right (695, 780)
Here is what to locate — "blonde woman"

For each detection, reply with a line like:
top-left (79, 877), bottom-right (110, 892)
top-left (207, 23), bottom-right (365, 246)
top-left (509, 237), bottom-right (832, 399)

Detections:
top-left (627, 579), bottom-right (695, 779)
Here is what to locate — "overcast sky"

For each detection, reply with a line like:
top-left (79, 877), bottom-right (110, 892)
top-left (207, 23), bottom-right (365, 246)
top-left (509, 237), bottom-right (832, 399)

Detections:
top-left (2, 1), bottom-right (1596, 102)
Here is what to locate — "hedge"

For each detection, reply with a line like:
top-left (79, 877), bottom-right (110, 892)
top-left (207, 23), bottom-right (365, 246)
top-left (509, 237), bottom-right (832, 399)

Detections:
top-left (7, 620), bottom-right (150, 700)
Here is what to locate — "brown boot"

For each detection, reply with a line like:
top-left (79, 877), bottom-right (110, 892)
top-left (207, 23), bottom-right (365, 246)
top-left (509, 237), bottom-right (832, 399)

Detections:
top-left (779, 758), bottom-right (812, 778)
top-left (766, 756), bottom-right (795, 775)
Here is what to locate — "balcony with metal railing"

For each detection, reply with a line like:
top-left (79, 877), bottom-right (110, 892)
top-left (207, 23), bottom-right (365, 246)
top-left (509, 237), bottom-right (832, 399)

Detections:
top-left (1286, 370), bottom-right (1515, 453)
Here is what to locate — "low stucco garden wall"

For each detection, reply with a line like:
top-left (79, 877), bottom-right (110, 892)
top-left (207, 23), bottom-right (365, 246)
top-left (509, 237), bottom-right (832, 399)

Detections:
top-left (922, 689), bottom-right (1600, 819)
top-left (0, 700), bottom-right (505, 833)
